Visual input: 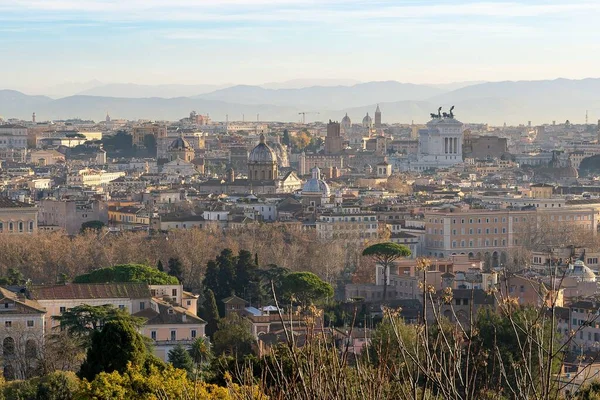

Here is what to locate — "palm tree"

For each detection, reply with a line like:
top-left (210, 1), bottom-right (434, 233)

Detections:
top-left (189, 336), bottom-right (211, 382)
top-left (362, 242), bottom-right (412, 301)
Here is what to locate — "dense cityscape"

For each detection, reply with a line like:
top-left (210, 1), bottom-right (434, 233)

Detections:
top-left (3, 0), bottom-right (600, 398)
top-left (0, 102), bottom-right (600, 398)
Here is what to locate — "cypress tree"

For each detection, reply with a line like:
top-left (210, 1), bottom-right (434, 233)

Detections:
top-left (204, 289), bottom-right (220, 337)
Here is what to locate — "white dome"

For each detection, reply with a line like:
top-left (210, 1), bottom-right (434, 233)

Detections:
top-left (569, 260), bottom-right (597, 282)
top-left (302, 167), bottom-right (330, 196)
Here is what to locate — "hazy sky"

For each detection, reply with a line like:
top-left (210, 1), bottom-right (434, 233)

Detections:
top-left (1, 0), bottom-right (599, 92)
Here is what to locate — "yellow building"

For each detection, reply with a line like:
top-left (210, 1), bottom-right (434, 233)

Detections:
top-left (132, 124), bottom-right (167, 147)
top-left (0, 197), bottom-right (37, 234)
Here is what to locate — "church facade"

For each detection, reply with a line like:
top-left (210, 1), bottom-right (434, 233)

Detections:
top-left (198, 133), bottom-right (302, 195)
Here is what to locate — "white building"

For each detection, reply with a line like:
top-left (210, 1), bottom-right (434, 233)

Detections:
top-left (0, 124), bottom-right (28, 150)
top-left (66, 168), bottom-right (125, 187)
top-left (406, 114), bottom-right (464, 171)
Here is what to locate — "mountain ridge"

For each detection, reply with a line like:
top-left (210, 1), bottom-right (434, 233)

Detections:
top-left (2, 78), bottom-right (600, 125)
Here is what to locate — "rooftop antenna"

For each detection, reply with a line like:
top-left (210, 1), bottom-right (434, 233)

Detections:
top-left (586, 110), bottom-right (589, 125)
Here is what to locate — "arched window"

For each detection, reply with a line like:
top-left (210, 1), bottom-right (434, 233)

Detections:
top-left (3, 337), bottom-right (14, 356)
top-left (25, 340), bottom-right (37, 359)
top-left (8, 223), bottom-right (13, 232)
top-left (18, 222), bottom-right (23, 233)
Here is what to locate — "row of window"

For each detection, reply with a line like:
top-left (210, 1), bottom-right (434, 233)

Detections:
top-left (429, 239), bottom-right (507, 248)
top-left (0, 221), bottom-right (35, 233)
top-left (429, 217), bottom-right (528, 224)
top-left (451, 239), bottom-right (507, 248)
top-left (323, 216), bottom-right (377, 222)
top-left (150, 329), bottom-right (197, 341)
top-left (4, 320), bottom-right (35, 328)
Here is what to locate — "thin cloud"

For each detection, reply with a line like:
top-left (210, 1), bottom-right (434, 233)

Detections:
top-left (1, 1), bottom-right (598, 23)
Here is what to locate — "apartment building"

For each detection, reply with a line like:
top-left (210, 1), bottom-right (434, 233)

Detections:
top-left (39, 198), bottom-right (107, 235)
top-left (423, 204), bottom-right (598, 268)
top-left (316, 206), bottom-right (381, 241)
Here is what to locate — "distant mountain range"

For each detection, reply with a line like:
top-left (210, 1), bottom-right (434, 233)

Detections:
top-left (1, 78), bottom-right (599, 125)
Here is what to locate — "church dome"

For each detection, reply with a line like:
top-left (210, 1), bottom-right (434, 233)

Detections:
top-left (362, 113), bottom-right (372, 125)
top-left (569, 260), bottom-right (596, 282)
top-left (302, 167), bottom-right (330, 196)
top-left (169, 137), bottom-right (193, 150)
top-left (342, 113), bottom-right (351, 125)
top-left (249, 133), bottom-right (277, 164)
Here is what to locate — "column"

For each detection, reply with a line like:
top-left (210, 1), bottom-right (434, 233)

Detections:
top-left (444, 138), bottom-right (448, 154)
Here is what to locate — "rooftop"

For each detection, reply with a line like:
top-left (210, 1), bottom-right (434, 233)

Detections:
top-left (30, 283), bottom-right (151, 300)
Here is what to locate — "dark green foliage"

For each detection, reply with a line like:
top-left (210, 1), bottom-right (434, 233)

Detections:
top-left (282, 129), bottom-right (290, 146)
top-left (212, 313), bottom-right (256, 358)
top-left (579, 154), bottom-right (600, 177)
top-left (203, 289), bottom-right (220, 336)
top-left (202, 249), bottom-right (267, 312)
top-left (79, 220), bottom-right (105, 233)
top-left (167, 344), bottom-right (194, 374)
top-left (157, 260), bottom-right (164, 272)
top-left (258, 264), bottom-right (289, 301)
top-left (474, 306), bottom-right (561, 392)
top-left (101, 130), bottom-right (133, 157)
top-left (79, 319), bottom-right (148, 381)
top-left (53, 304), bottom-right (145, 342)
top-left (362, 242), bottom-right (412, 259)
top-left (36, 371), bottom-right (80, 400)
top-left (167, 257), bottom-right (184, 283)
top-left (73, 263), bottom-right (178, 285)
top-left (0, 267), bottom-right (26, 286)
top-left (280, 271), bottom-right (333, 305)
top-left (143, 134), bottom-right (157, 157)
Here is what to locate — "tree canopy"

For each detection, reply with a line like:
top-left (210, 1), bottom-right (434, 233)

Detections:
top-left (212, 313), bottom-right (256, 358)
top-left (362, 243), bottom-right (411, 301)
top-left (202, 249), bottom-right (266, 313)
top-left (73, 264), bottom-right (179, 285)
top-left (53, 304), bottom-right (145, 342)
top-left (280, 271), bottom-right (333, 305)
top-left (80, 220), bottom-right (105, 233)
top-left (168, 344), bottom-right (194, 375)
top-left (79, 319), bottom-right (149, 381)
top-left (362, 242), bottom-right (412, 261)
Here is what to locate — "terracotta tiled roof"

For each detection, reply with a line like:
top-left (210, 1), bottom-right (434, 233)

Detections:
top-left (134, 299), bottom-right (204, 325)
top-left (0, 197), bottom-right (34, 208)
top-left (0, 287), bottom-right (46, 314)
top-left (30, 283), bottom-right (151, 300)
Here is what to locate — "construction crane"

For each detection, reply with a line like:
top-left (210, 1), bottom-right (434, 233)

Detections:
top-left (298, 111), bottom-right (320, 124)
